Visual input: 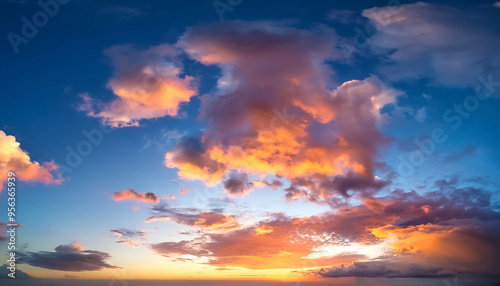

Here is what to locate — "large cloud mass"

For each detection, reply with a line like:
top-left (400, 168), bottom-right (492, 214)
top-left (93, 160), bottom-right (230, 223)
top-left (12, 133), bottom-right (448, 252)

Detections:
top-left (165, 21), bottom-right (399, 202)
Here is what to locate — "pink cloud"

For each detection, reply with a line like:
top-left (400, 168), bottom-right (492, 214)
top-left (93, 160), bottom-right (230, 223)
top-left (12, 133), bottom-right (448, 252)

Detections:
top-left (112, 189), bottom-right (159, 203)
top-left (0, 130), bottom-right (63, 191)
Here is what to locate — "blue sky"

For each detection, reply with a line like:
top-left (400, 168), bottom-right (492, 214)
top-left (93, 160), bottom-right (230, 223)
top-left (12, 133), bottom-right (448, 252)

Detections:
top-left (1, 0), bottom-right (500, 284)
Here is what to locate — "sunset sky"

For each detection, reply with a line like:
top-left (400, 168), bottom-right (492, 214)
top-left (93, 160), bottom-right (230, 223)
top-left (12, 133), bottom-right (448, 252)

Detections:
top-left (1, 0), bottom-right (500, 285)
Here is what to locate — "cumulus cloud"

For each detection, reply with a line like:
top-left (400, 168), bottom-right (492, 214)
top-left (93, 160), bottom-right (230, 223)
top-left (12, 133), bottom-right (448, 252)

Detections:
top-left (112, 189), bottom-right (159, 203)
top-left (21, 242), bottom-right (119, 271)
top-left (364, 2), bottom-right (500, 86)
top-left (110, 228), bottom-right (148, 247)
top-left (79, 44), bottom-right (197, 127)
top-left (165, 21), bottom-right (400, 201)
top-left (0, 130), bottom-right (63, 192)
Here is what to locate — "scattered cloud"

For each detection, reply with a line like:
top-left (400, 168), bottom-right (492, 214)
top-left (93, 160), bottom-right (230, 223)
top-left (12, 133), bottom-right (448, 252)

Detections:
top-left (78, 44), bottom-right (197, 127)
top-left (112, 189), bottom-right (159, 203)
top-left (152, 185), bottom-right (500, 274)
top-left (110, 229), bottom-right (148, 247)
top-left (0, 130), bottom-right (63, 192)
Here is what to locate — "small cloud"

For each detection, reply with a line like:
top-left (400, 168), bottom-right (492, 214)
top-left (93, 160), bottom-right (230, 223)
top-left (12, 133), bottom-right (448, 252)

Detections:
top-left (55, 242), bottom-right (84, 253)
top-left (179, 188), bottom-right (190, 195)
top-left (494, 2), bottom-right (500, 8)
top-left (112, 189), bottom-right (159, 203)
top-left (415, 107), bottom-right (426, 122)
top-left (110, 229), bottom-right (148, 248)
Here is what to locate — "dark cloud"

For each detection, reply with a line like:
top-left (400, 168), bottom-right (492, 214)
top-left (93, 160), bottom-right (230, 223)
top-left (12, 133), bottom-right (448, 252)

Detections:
top-left (223, 171), bottom-right (252, 196)
top-left (21, 242), bottom-right (119, 271)
top-left (317, 261), bottom-right (455, 278)
top-left (0, 264), bottom-right (32, 279)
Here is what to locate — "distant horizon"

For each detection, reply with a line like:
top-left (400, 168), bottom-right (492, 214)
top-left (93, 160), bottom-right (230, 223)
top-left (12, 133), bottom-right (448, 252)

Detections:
top-left (3, 277), bottom-right (500, 286)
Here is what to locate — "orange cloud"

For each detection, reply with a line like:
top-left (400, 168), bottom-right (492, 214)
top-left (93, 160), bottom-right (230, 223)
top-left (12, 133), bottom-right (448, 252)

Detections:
top-left (0, 130), bottom-right (62, 191)
top-left (166, 22), bottom-right (399, 200)
top-left (79, 44), bottom-right (197, 127)
top-left (152, 214), bottom-right (365, 270)
top-left (371, 223), bottom-right (500, 275)
top-left (151, 187), bottom-right (500, 274)
top-left (112, 189), bottom-right (159, 203)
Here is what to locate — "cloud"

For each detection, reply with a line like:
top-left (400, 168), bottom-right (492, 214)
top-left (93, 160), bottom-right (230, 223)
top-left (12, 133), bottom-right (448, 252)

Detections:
top-left (317, 261), bottom-right (455, 278)
top-left (166, 21), bottom-right (400, 201)
top-left (223, 171), bottom-right (253, 196)
top-left (151, 214), bottom-right (365, 269)
top-left (179, 187), bottom-right (190, 195)
top-left (363, 2), bottom-right (500, 86)
top-left (78, 44), bottom-right (197, 127)
top-left (440, 144), bottom-right (475, 163)
top-left (164, 135), bottom-right (227, 185)
top-left (146, 205), bottom-right (239, 231)
top-left (112, 189), bottom-right (159, 203)
top-left (414, 107), bottom-right (426, 122)
top-left (21, 242), bottom-right (119, 271)
top-left (0, 264), bottom-right (32, 279)
top-left (54, 242), bottom-right (84, 253)
top-left (151, 184), bottom-right (500, 274)
top-left (0, 130), bottom-right (63, 192)
top-left (110, 229), bottom-right (148, 247)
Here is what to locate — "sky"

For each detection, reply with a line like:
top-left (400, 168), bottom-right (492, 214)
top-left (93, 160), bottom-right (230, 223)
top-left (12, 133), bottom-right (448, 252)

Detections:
top-left (1, 0), bottom-right (500, 285)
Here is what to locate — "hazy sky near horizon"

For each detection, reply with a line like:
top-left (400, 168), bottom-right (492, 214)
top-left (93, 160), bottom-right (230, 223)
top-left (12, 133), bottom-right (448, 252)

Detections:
top-left (1, 0), bottom-right (500, 284)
